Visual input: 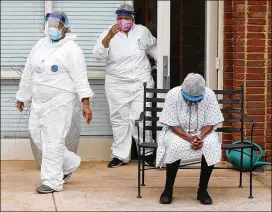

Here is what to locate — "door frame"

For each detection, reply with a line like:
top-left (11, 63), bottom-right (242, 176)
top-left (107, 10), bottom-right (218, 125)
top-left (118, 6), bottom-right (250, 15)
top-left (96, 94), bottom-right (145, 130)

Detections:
top-left (157, 0), bottom-right (171, 89)
top-left (157, 0), bottom-right (224, 90)
top-left (205, 0), bottom-right (218, 90)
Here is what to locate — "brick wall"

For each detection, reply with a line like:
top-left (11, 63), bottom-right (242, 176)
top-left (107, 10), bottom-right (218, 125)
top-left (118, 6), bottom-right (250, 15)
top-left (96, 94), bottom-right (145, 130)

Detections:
top-left (224, 0), bottom-right (271, 161)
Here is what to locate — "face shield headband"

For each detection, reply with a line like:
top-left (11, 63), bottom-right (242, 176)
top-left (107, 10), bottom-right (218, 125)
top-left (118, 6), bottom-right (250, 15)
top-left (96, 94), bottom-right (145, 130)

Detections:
top-left (45, 13), bottom-right (69, 25)
top-left (116, 9), bottom-right (135, 19)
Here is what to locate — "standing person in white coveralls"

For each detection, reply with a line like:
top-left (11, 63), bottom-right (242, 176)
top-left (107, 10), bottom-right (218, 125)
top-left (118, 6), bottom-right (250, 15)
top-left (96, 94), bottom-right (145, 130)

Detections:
top-left (156, 73), bottom-right (224, 205)
top-left (93, 4), bottom-right (157, 168)
top-left (16, 12), bottom-right (94, 194)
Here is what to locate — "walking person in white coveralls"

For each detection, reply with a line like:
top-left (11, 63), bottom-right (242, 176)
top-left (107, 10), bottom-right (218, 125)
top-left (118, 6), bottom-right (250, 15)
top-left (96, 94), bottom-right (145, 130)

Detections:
top-left (93, 4), bottom-right (157, 168)
top-left (16, 12), bottom-right (94, 194)
top-left (156, 73), bottom-right (224, 205)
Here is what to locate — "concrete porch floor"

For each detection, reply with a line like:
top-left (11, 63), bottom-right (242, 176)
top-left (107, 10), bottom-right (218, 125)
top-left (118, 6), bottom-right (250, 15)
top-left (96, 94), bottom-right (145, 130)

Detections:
top-left (1, 161), bottom-right (271, 211)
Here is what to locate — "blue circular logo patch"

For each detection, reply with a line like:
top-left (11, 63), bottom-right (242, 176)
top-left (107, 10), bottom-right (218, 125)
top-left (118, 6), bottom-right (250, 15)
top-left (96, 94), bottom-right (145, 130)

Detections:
top-left (51, 65), bottom-right (58, 72)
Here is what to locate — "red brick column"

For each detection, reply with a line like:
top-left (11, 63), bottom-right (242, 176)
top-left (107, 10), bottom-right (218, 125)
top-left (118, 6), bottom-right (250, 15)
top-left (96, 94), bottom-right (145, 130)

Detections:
top-left (223, 0), bottom-right (247, 146)
top-left (245, 0), bottom-right (271, 161)
top-left (266, 0), bottom-right (271, 161)
top-left (223, 0), bottom-right (271, 161)
top-left (223, 0), bottom-right (234, 147)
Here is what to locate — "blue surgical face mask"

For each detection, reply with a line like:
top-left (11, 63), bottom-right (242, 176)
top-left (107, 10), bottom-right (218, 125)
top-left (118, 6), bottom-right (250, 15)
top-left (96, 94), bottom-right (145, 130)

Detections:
top-left (47, 27), bottom-right (62, 41)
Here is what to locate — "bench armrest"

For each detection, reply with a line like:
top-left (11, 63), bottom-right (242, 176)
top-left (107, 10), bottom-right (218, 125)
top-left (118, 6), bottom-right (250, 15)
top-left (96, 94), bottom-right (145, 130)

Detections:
top-left (244, 115), bottom-right (258, 127)
top-left (135, 112), bottom-right (144, 127)
top-left (244, 115), bottom-right (258, 144)
top-left (135, 112), bottom-right (144, 146)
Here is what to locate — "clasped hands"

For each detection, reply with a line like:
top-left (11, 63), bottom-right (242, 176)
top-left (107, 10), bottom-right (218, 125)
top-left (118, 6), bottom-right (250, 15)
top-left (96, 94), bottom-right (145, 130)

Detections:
top-left (189, 135), bottom-right (203, 150)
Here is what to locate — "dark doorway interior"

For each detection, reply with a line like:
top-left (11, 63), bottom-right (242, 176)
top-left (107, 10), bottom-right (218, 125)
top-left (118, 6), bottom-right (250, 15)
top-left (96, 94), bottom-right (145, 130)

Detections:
top-left (131, 0), bottom-right (205, 159)
top-left (170, 0), bottom-right (182, 88)
top-left (180, 0), bottom-right (205, 81)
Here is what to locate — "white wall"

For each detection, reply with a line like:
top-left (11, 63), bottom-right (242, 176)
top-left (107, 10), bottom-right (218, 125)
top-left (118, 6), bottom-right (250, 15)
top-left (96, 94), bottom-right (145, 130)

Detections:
top-left (1, 137), bottom-right (113, 161)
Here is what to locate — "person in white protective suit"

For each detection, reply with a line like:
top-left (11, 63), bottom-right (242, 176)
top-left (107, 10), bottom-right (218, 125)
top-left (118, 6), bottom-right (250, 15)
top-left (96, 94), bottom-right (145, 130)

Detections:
top-left (16, 12), bottom-right (94, 194)
top-left (93, 4), bottom-right (157, 168)
top-left (156, 73), bottom-right (224, 205)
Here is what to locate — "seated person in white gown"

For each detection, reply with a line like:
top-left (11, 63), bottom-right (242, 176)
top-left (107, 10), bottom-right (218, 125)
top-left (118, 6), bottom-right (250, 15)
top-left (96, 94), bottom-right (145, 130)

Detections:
top-left (156, 73), bottom-right (224, 205)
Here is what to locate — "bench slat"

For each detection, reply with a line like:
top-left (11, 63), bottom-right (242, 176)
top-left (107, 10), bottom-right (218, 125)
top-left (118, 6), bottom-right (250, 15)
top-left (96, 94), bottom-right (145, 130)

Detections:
top-left (145, 126), bottom-right (163, 131)
top-left (222, 143), bottom-right (252, 149)
top-left (146, 107), bottom-right (163, 112)
top-left (221, 109), bottom-right (241, 114)
top-left (145, 116), bottom-right (160, 121)
top-left (146, 88), bottom-right (169, 93)
top-left (214, 90), bottom-right (242, 94)
top-left (138, 142), bottom-right (158, 148)
top-left (218, 99), bottom-right (241, 104)
top-left (224, 118), bottom-right (241, 123)
top-left (146, 98), bottom-right (165, 103)
top-left (216, 127), bottom-right (241, 132)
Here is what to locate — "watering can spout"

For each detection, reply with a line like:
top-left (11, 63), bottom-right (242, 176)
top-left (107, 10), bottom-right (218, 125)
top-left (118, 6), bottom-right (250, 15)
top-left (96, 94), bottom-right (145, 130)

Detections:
top-left (254, 161), bottom-right (272, 166)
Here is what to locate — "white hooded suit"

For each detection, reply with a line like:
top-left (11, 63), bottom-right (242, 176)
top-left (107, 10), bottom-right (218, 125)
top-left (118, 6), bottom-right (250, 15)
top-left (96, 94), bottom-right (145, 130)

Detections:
top-left (93, 24), bottom-right (157, 162)
top-left (16, 34), bottom-right (94, 191)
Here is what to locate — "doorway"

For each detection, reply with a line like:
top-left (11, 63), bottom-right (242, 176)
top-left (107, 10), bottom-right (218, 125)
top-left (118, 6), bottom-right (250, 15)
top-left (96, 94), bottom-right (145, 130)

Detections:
top-left (134, 0), bottom-right (206, 87)
top-left (131, 0), bottom-right (216, 159)
top-left (156, 0), bottom-right (219, 90)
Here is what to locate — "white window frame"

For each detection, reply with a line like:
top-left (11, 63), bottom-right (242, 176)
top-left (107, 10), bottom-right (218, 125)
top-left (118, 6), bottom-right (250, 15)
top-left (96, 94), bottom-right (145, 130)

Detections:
top-left (157, 0), bottom-right (170, 89)
top-left (217, 0), bottom-right (224, 90)
top-left (1, 1), bottom-right (48, 80)
top-left (45, 0), bottom-right (53, 15)
top-left (205, 0), bottom-right (219, 90)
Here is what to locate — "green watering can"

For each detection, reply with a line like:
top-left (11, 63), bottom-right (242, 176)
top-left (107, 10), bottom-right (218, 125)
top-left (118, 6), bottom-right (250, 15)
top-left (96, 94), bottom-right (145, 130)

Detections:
top-left (226, 140), bottom-right (272, 171)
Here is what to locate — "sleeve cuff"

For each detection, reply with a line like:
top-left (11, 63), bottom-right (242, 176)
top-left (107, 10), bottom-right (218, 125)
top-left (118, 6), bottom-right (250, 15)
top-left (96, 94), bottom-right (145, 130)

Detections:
top-left (79, 90), bottom-right (95, 102)
top-left (16, 87), bottom-right (32, 103)
top-left (99, 42), bottom-right (109, 53)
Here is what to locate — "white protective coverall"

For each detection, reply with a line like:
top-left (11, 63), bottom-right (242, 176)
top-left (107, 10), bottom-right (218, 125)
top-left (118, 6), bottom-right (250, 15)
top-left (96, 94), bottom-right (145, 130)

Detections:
top-left (16, 33), bottom-right (94, 191)
top-left (93, 24), bottom-right (157, 162)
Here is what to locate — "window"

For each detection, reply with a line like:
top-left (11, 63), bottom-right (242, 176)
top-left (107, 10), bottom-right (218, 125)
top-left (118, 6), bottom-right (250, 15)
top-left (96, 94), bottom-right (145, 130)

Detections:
top-left (1, 1), bottom-right (45, 73)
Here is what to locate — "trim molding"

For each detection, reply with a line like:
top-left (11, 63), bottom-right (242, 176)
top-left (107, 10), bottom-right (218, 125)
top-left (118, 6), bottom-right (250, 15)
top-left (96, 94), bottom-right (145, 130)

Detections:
top-left (0, 71), bottom-right (106, 80)
top-left (1, 137), bottom-right (113, 161)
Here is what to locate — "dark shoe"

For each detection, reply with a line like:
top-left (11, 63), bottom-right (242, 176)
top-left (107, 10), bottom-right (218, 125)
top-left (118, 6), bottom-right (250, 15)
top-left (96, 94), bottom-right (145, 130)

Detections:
top-left (108, 158), bottom-right (124, 168)
top-left (197, 189), bottom-right (213, 205)
top-left (144, 154), bottom-right (155, 166)
top-left (159, 188), bottom-right (173, 204)
top-left (63, 173), bottom-right (72, 182)
top-left (36, 184), bottom-right (56, 194)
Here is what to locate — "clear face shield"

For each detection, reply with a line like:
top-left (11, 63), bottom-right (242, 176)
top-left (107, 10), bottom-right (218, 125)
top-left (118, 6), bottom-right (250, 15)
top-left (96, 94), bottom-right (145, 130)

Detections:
top-left (44, 13), bottom-right (70, 40)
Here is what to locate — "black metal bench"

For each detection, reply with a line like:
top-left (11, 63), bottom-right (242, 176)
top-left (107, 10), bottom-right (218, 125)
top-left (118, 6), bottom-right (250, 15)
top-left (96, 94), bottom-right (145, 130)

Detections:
top-left (135, 82), bottom-right (257, 199)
